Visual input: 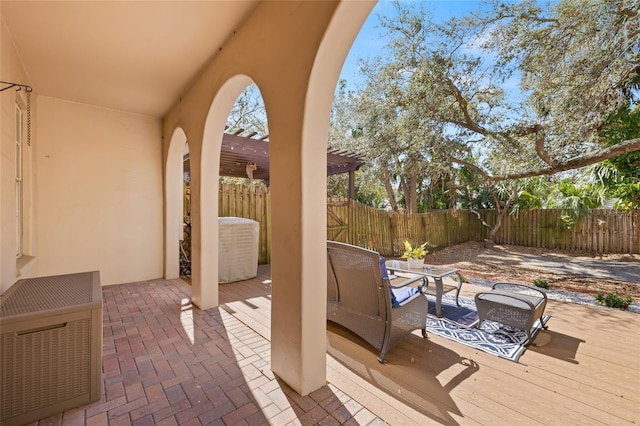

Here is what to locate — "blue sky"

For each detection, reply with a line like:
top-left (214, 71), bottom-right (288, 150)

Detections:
top-left (339, 1), bottom-right (491, 90)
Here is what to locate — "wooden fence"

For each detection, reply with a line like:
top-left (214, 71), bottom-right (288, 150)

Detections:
top-left (218, 183), bottom-right (271, 264)
top-left (327, 199), bottom-right (475, 257)
top-left (472, 208), bottom-right (639, 255)
top-left (213, 184), bottom-right (639, 263)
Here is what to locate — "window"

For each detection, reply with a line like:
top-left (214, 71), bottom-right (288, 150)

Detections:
top-left (16, 104), bottom-right (23, 257)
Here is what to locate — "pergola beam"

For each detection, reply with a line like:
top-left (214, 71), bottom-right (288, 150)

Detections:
top-left (184, 130), bottom-right (365, 197)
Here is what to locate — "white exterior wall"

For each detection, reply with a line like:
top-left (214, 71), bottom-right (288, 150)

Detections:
top-left (35, 97), bottom-right (163, 285)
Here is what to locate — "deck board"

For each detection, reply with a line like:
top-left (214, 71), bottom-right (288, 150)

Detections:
top-left (218, 265), bottom-right (640, 425)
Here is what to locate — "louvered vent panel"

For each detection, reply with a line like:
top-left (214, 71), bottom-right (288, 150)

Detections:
top-left (218, 218), bottom-right (259, 283)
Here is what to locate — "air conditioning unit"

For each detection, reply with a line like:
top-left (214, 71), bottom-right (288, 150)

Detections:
top-left (218, 217), bottom-right (259, 283)
top-left (0, 271), bottom-right (102, 426)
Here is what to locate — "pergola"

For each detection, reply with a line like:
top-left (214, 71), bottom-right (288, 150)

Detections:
top-left (184, 129), bottom-right (365, 199)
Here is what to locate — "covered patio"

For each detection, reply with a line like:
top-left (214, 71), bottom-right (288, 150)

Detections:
top-left (2, 0), bottom-right (376, 396)
top-left (3, 2), bottom-right (639, 422)
top-left (43, 267), bottom-right (640, 425)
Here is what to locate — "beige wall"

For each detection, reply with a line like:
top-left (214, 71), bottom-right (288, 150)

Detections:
top-left (2, 11), bottom-right (164, 292)
top-left (34, 97), bottom-right (164, 286)
top-left (1, 13), bottom-right (37, 292)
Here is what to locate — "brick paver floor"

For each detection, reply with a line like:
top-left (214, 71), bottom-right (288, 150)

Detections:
top-left (30, 279), bottom-right (385, 425)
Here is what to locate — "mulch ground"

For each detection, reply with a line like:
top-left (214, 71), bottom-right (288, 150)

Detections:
top-left (423, 241), bottom-right (640, 301)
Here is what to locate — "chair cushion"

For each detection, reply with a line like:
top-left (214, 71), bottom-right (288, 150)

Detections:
top-left (380, 257), bottom-right (418, 307)
top-left (390, 286), bottom-right (419, 307)
top-left (480, 291), bottom-right (544, 310)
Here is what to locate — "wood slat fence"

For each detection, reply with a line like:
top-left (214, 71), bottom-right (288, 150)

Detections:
top-left (212, 184), bottom-right (639, 263)
top-left (218, 183), bottom-right (271, 265)
top-left (327, 199), bottom-right (474, 257)
top-left (474, 208), bottom-right (639, 255)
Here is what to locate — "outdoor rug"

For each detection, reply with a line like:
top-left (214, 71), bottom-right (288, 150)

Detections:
top-left (426, 294), bottom-right (550, 363)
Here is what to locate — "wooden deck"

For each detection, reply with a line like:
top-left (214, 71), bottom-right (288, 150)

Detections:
top-left (219, 264), bottom-right (640, 425)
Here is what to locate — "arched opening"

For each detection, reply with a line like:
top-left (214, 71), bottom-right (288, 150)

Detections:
top-left (161, 1), bottom-right (376, 396)
top-left (219, 82), bottom-right (270, 203)
top-left (180, 142), bottom-right (191, 278)
top-left (263, 0), bottom-right (376, 396)
top-left (164, 126), bottom-right (188, 280)
top-left (191, 74), bottom-right (255, 309)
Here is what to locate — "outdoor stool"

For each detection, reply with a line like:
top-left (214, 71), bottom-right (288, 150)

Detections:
top-left (474, 283), bottom-right (548, 345)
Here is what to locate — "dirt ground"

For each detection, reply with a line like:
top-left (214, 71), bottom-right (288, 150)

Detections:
top-left (424, 241), bottom-right (640, 300)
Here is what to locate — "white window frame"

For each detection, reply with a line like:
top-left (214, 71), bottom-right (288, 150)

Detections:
top-left (16, 104), bottom-right (23, 257)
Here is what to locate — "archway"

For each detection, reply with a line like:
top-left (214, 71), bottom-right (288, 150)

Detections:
top-left (191, 74), bottom-right (256, 309)
top-left (165, 127), bottom-right (188, 280)
top-left (268, 1), bottom-right (376, 395)
top-left (161, 0), bottom-right (376, 396)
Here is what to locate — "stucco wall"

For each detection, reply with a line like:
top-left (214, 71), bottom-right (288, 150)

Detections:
top-left (35, 97), bottom-right (163, 285)
top-left (2, 8), bottom-right (164, 292)
top-left (1, 13), bottom-right (37, 293)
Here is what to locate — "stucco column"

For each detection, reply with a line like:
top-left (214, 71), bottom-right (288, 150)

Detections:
top-left (263, 0), bottom-right (375, 397)
top-left (269, 127), bottom-right (328, 396)
top-left (189, 129), bottom-right (219, 310)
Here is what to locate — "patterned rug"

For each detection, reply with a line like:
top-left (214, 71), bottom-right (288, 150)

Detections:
top-left (426, 294), bottom-right (550, 362)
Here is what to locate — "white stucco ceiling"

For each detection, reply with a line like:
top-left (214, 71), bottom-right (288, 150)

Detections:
top-left (2, 1), bottom-right (258, 117)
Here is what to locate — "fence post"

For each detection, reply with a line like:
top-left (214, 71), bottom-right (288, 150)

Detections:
top-left (388, 212), bottom-right (396, 257)
top-left (631, 210), bottom-right (640, 254)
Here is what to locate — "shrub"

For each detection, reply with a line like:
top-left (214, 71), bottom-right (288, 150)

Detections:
top-left (594, 292), bottom-right (633, 310)
top-left (533, 278), bottom-right (550, 289)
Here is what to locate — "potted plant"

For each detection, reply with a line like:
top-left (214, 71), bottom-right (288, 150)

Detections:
top-left (401, 240), bottom-right (428, 269)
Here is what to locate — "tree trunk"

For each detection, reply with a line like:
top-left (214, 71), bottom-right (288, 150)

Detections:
top-left (400, 174), bottom-right (419, 213)
top-left (488, 209), bottom-right (505, 246)
top-left (486, 189), bottom-right (517, 245)
top-left (382, 173), bottom-right (399, 212)
top-left (471, 188), bottom-right (517, 246)
top-left (408, 174), bottom-right (418, 213)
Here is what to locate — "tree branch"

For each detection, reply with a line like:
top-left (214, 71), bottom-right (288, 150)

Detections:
top-left (444, 76), bottom-right (489, 136)
top-left (532, 125), bottom-right (558, 167)
top-left (469, 208), bottom-right (492, 231)
top-left (450, 138), bottom-right (640, 184)
top-left (441, 75), bottom-right (529, 150)
top-left (491, 138), bottom-right (640, 181)
top-left (445, 154), bottom-right (491, 179)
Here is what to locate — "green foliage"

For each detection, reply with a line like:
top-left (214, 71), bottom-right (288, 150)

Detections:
top-left (400, 241), bottom-right (428, 259)
top-left (594, 292), bottom-right (634, 311)
top-left (326, 169), bottom-right (389, 209)
top-left (597, 104), bottom-right (640, 210)
top-left (356, 184), bottom-right (389, 209)
top-left (334, 0), bottom-right (640, 211)
top-left (219, 176), bottom-right (265, 186)
top-left (487, 0), bottom-right (639, 147)
top-left (326, 174), bottom-right (349, 199)
top-left (533, 278), bottom-right (550, 289)
top-left (545, 178), bottom-right (604, 228)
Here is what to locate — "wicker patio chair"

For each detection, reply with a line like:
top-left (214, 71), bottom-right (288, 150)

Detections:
top-left (474, 282), bottom-right (549, 345)
top-left (327, 241), bottom-right (428, 363)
